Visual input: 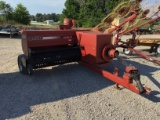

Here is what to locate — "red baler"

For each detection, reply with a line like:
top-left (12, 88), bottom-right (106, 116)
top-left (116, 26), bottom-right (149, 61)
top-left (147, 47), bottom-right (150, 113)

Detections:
top-left (18, 28), bottom-right (149, 94)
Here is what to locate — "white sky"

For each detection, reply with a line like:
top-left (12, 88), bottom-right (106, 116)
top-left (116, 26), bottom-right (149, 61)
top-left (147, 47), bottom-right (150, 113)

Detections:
top-left (3, 0), bottom-right (160, 16)
top-left (140, 0), bottom-right (160, 17)
top-left (3, 0), bottom-right (66, 15)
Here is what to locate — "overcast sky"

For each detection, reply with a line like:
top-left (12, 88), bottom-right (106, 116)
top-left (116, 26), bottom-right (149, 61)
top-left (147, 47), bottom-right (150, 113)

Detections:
top-left (4, 0), bottom-right (66, 15)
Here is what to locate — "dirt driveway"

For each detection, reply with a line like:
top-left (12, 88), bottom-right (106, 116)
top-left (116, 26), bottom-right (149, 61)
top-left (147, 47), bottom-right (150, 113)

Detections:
top-left (0, 35), bottom-right (160, 120)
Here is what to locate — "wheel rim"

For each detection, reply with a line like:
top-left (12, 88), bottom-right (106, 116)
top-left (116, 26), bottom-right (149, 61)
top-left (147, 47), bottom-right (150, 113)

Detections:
top-left (124, 48), bottom-right (131, 54)
top-left (157, 46), bottom-right (160, 54)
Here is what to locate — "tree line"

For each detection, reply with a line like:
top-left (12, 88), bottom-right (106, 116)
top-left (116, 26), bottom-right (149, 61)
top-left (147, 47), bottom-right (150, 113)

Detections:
top-left (30, 13), bottom-right (61, 22)
top-left (0, 0), bottom-right (130, 26)
top-left (0, 1), bottom-right (61, 25)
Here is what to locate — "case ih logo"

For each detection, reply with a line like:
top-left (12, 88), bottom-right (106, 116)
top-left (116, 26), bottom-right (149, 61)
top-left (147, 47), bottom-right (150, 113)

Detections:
top-left (28, 36), bottom-right (43, 40)
top-left (28, 36), bottom-right (63, 40)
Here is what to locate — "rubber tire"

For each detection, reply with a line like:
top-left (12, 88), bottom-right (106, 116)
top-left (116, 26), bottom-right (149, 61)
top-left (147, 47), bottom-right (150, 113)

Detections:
top-left (18, 54), bottom-right (27, 74)
top-left (123, 48), bottom-right (133, 55)
top-left (27, 64), bottom-right (33, 75)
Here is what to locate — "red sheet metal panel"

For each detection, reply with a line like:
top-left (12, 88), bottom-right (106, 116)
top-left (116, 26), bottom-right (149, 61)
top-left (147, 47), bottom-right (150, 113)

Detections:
top-left (23, 30), bottom-right (78, 47)
top-left (21, 30), bottom-right (78, 56)
top-left (76, 31), bottom-right (113, 65)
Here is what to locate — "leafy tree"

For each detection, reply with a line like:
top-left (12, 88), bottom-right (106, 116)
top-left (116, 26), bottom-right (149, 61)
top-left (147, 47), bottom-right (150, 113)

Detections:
top-left (35, 13), bottom-right (43, 22)
top-left (105, 0), bottom-right (128, 13)
top-left (63, 0), bottom-right (130, 27)
top-left (62, 0), bottom-right (80, 20)
top-left (47, 13), bottom-right (57, 22)
top-left (51, 13), bottom-right (59, 22)
top-left (78, 0), bottom-right (130, 27)
top-left (30, 15), bottom-right (36, 21)
top-left (79, 0), bottom-right (107, 27)
top-left (56, 14), bottom-right (62, 22)
top-left (13, 3), bottom-right (30, 25)
top-left (77, 0), bottom-right (87, 6)
top-left (35, 13), bottom-right (61, 22)
top-left (0, 1), bottom-right (13, 22)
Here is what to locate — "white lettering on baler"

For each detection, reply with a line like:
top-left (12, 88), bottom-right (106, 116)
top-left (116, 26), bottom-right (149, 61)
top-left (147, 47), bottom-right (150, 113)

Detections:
top-left (28, 36), bottom-right (72, 41)
top-left (43, 36), bottom-right (61, 40)
top-left (28, 36), bottom-right (43, 40)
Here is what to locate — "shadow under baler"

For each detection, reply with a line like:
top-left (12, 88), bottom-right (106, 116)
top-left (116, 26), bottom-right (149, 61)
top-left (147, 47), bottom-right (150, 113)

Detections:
top-left (0, 59), bottom-right (159, 120)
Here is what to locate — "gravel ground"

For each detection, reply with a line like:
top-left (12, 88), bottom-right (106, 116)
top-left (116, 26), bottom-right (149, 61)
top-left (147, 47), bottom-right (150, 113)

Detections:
top-left (0, 34), bottom-right (160, 120)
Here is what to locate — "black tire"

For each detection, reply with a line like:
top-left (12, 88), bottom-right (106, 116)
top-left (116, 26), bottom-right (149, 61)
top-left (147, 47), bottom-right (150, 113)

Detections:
top-left (27, 64), bottom-right (33, 75)
top-left (149, 46), bottom-right (154, 53)
top-left (18, 54), bottom-right (27, 74)
top-left (123, 48), bottom-right (133, 55)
